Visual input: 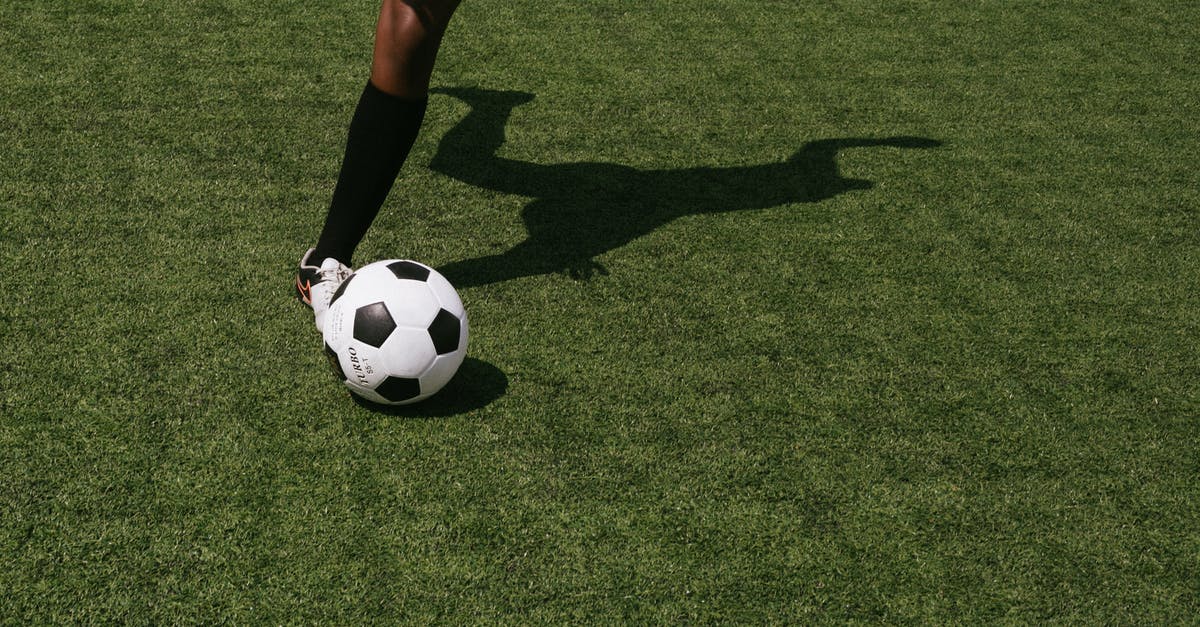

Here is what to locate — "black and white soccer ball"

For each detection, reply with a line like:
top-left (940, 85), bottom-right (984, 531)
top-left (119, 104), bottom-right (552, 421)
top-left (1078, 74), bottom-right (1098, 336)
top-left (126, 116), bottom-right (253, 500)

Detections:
top-left (322, 259), bottom-right (468, 405)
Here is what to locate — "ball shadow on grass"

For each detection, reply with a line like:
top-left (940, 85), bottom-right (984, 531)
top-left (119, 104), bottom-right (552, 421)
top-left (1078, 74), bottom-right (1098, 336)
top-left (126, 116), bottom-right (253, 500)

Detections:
top-left (348, 357), bottom-right (507, 418)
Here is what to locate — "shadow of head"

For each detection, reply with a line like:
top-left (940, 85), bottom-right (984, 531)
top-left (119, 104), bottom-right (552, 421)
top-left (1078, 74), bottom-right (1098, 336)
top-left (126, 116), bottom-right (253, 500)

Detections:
top-left (780, 135), bottom-right (944, 197)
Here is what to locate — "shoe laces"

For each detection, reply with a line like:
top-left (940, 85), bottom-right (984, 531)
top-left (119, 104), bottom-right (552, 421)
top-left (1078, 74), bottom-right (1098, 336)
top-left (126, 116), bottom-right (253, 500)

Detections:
top-left (315, 258), bottom-right (352, 309)
top-left (318, 257), bottom-right (352, 284)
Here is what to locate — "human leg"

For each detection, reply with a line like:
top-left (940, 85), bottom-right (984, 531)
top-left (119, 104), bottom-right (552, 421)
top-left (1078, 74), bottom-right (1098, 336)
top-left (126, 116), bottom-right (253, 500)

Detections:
top-left (309, 0), bottom-right (461, 267)
top-left (298, 0), bottom-right (461, 328)
top-left (370, 0), bottom-right (462, 99)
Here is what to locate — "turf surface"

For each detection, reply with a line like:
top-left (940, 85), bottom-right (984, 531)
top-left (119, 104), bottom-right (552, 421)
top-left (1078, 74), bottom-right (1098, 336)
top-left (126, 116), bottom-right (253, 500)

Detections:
top-left (2, 0), bottom-right (1198, 622)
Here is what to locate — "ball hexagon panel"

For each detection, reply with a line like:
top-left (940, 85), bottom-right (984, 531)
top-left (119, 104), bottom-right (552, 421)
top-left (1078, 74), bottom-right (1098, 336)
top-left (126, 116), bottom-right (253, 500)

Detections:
top-left (353, 301), bottom-right (396, 348)
top-left (423, 351), bottom-right (467, 395)
top-left (379, 326), bottom-right (437, 376)
top-left (425, 270), bottom-right (465, 314)
top-left (381, 279), bottom-right (441, 328)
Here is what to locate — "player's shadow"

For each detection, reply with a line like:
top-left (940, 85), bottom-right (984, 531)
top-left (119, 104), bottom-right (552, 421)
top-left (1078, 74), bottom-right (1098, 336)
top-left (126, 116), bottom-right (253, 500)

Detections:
top-left (426, 87), bottom-right (941, 287)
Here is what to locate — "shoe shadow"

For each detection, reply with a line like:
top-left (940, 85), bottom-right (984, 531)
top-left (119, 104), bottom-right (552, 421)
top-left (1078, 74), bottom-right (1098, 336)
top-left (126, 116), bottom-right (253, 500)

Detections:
top-left (349, 357), bottom-right (507, 417)
top-left (426, 87), bottom-right (942, 287)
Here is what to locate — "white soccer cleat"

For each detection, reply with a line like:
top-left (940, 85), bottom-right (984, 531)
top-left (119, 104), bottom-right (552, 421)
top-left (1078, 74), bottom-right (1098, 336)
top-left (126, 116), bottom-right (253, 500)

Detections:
top-left (294, 248), bottom-right (352, 333)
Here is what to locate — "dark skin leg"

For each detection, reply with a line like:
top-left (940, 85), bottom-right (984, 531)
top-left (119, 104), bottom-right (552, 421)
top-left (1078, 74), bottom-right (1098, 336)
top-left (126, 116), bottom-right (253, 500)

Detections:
top-left (370, 0), bottom-right (462, 99)
top-left (305, 0), bottom-right (461, 267)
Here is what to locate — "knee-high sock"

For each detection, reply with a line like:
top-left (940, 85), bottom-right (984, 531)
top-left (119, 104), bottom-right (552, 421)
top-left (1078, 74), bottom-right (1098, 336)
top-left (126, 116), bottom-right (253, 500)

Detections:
top-left (312, 80), bottom-right (428, 266)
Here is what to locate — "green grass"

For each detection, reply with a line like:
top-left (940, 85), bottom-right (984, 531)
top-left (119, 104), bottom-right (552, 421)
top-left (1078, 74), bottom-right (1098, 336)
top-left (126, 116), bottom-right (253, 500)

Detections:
top-left (3, 0), bottom-right (1198, 622)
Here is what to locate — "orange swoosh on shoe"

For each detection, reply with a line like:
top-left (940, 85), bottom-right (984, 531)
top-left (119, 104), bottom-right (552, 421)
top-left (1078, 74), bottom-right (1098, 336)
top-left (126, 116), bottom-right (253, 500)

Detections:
top-left (296, 277), bottom-right (313, 305)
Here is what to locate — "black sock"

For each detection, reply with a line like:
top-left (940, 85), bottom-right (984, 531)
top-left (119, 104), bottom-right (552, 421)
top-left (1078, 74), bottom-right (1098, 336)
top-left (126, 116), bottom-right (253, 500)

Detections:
top-left (312, 81), bottom-right (429, 266)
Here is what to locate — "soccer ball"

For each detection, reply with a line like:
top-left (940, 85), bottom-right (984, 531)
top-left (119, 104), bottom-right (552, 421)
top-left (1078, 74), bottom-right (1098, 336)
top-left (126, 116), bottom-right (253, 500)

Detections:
top-left (322, 259), bottom-right (468, 405)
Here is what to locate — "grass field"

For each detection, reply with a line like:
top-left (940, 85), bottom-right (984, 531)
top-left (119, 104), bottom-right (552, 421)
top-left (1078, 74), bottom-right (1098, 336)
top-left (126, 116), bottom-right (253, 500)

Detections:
top-left (3, 0), bottom-right (1199, 622)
